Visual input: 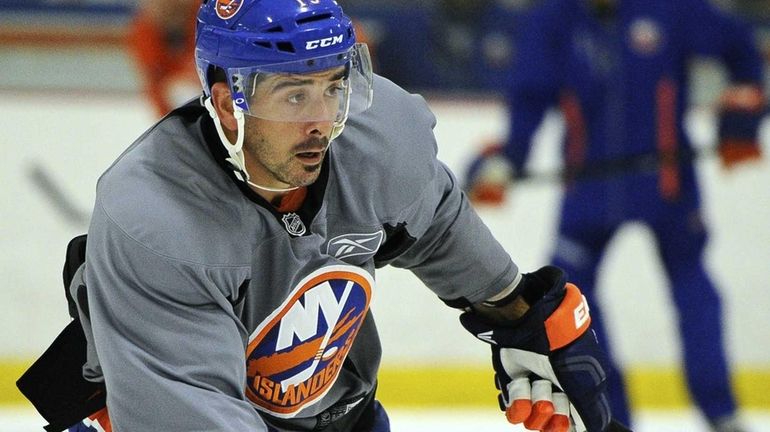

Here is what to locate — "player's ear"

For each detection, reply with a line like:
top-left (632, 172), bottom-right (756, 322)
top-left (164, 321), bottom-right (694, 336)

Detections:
top-left (211, 82), bottom-right (238, 131)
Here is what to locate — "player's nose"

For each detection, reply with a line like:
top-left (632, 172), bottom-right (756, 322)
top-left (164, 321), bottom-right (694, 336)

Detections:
top-left (302, 114), bottom-right (334, 137)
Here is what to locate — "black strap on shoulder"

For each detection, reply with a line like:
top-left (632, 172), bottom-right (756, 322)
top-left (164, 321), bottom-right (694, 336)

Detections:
top-left (17, 234), bottom-right (106, 431)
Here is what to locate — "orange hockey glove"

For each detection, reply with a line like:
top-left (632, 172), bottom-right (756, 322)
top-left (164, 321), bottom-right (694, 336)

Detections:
top-left (718, 84), bottom-right (766, 169)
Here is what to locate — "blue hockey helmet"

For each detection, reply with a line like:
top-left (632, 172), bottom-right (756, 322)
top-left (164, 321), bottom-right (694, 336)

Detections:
top-left (195, 0), bottom-right (373, 123)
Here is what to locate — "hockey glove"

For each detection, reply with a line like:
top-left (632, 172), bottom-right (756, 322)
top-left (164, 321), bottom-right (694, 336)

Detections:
top-left (492, 375), bottom-right (631, 432)
top-left (460, 266), bottom-right (629, 432)
top-left (718, 84), bottom-right (766, 169)
top-left (463, 142), bottom-right (513, 205)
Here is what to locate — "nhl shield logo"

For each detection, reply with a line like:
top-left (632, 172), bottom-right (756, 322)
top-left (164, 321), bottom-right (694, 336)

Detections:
top-left (282, 213), bottom-right (306, 237)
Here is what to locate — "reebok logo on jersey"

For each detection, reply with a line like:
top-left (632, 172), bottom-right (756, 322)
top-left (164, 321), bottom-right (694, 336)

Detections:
top-left (326, 231), bottom-right (384, 261)
top-left (245, 266), bottom-right (374, 418)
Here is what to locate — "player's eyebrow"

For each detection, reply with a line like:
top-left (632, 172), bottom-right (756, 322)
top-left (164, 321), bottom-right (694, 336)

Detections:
top-left (269, 69), bottom-right (346, 92)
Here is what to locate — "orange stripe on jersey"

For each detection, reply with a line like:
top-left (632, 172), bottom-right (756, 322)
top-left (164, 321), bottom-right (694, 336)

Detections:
top-left (544, 284), bottom-right (591, 351)
top-left (275, 187), bottom-right (308, 213)
top-left (560, 91), bottom-right (587, 182)
top-left (656, 78), bottom-right (681, 200)
top-left (84, 407), bottom-right (112, 432)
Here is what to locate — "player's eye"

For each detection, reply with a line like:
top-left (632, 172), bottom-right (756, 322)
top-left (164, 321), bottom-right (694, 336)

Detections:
top-left (287, 91), bottom-right (307, 105)
top-left (325, 81), bottom-right (346, 98)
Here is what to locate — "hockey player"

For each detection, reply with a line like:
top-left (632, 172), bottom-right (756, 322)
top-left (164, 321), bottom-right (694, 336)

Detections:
top-left (465, 0), bottom-right (766, 431)
top-left (127, 0), bottom-right (201, 117)
top-left (18, 1), bottom-right (631, 431)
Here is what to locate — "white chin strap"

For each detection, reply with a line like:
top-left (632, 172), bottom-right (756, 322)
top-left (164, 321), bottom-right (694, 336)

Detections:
top-left (204, 97), bottom-right (299, 193)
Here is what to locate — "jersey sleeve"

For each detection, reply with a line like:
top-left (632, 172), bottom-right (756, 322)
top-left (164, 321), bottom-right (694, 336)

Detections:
top-left (681, 0), bottom-right (765, 84)
top-left (388, 160), bottom-right (519, 304)
top-left (82, 200), bottom-right (266, 431)
top-left (367, 90), bottom-right (518, 304)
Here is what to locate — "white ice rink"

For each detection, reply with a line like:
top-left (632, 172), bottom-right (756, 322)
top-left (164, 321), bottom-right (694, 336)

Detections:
top-left (2, 407), bottom-right (770, 432)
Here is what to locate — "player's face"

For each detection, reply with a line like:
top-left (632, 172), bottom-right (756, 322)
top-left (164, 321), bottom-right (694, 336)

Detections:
top-left (245, 66), bottom-right (348, 123)
top-left (241, 68), bottom-right (342, 189)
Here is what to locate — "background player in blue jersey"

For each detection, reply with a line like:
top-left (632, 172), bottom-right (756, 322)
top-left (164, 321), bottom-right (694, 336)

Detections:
top-left (465, 0), bottom-right (767, 431)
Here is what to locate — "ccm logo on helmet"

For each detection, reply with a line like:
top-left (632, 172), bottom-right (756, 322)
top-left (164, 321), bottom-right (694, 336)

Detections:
top-left (244, 265), bottom-right (373, 418)
top-left (306, 35), bottom-right (344, 50)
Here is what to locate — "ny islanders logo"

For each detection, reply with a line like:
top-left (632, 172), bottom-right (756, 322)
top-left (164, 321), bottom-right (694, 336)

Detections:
top-left (245, 266), bottom-right (374, 417)
top-left (215, 0), bottom-right (243, 19)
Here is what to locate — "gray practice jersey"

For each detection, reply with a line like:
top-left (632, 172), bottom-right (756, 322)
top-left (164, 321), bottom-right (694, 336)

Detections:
top-left (73, 75), bottom-right (518, 431)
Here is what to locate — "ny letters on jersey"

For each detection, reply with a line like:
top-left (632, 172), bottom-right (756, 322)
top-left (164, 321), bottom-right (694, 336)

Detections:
top-left (244, 266), bottom-right (374, 418)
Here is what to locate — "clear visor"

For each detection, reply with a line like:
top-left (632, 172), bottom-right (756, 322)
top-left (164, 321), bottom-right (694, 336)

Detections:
top-left (229, 43), bottom-right (373, 123)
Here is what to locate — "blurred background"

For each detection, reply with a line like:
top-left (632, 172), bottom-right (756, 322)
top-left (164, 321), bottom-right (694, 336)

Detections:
top-left (1, 0), bottom-right (769, 430)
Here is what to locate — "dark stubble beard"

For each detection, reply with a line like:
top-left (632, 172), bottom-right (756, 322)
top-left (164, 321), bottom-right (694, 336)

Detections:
top-left (244, 133), bottom-right (330, 187)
